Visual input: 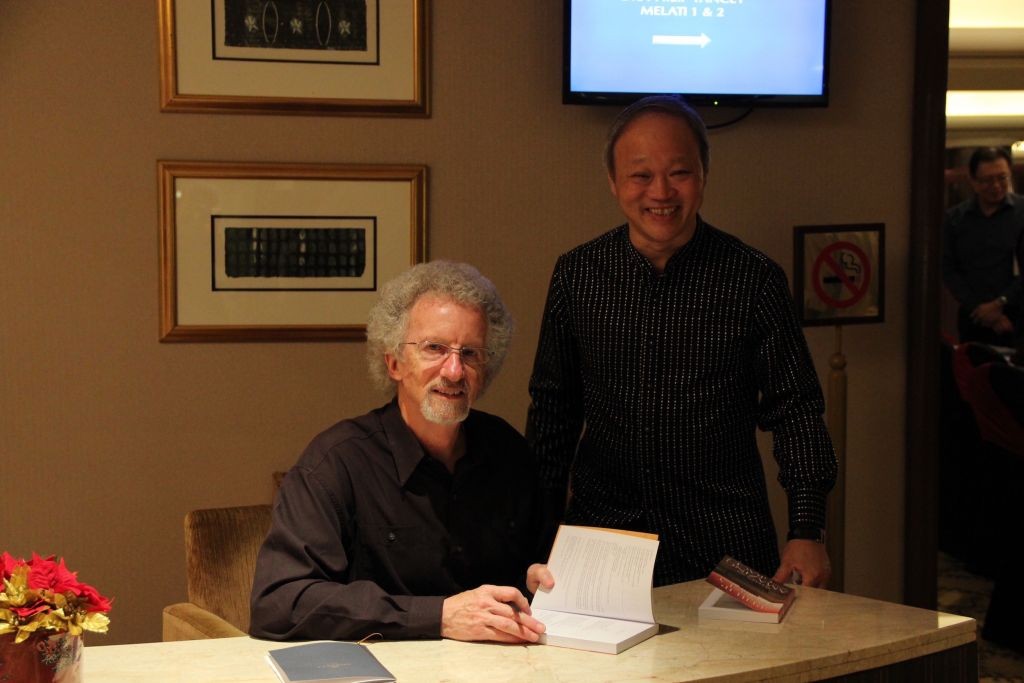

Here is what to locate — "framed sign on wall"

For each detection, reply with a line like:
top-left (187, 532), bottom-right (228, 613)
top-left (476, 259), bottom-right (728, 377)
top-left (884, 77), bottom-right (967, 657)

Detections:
top-left (793, 223), bottom-right (885, 327)
top-left (158, 0), bottom-right (430, 116)
top-left (158, 160), bottom-right (427, 341)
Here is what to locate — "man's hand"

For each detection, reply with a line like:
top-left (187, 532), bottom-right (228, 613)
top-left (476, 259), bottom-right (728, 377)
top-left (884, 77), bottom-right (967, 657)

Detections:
top-left (441, 585), bottom-right (546, 643)
top-left (991, 315), bottom-right (1014, 335)
top-left (772, 540), bottom-right (831, 588)
top-left (971, 299), bottom-right (1006, 326)
top-left (526, 563), bottom-right (555, 594)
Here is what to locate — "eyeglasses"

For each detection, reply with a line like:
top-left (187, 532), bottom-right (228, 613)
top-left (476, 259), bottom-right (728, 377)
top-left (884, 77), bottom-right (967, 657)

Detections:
top-left (401, 340), bottom-right (490, 367)
top-left (974, 173), bottom-right (1010, 187)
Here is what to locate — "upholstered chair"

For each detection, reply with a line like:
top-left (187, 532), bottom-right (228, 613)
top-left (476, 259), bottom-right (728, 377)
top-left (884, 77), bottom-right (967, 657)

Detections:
top-left (162, 504), bottom-right (272, 640)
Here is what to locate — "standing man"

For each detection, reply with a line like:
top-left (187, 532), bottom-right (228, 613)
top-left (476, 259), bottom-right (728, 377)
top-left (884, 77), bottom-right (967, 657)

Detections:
top-left (527, 96), bottom-right (837, 588)
top-left (942, 146), bottom-right (1023, 346)
top-left (251, 261), bottom-right (550, 643)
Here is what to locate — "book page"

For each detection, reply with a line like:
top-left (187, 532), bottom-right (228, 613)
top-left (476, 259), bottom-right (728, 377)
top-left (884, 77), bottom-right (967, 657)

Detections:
top-left (532, 525), bottom-right (658, 623)
top-left (532, 608), bottom-right (656, 644)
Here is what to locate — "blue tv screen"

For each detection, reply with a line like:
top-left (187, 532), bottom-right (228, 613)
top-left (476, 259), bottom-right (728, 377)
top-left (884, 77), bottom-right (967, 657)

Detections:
top-left (564, 0), bottom-right (831, 107)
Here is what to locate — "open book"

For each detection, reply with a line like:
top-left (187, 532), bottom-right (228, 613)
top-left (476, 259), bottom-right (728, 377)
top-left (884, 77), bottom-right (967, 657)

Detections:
top-left (530, 525), bottom-right (660, 654)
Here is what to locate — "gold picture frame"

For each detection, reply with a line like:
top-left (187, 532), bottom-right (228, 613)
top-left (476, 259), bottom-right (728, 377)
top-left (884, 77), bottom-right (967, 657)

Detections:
top-left (158, 0), bottom-right (430, 116)
top-left (158, 160), bottom-right (427, 341)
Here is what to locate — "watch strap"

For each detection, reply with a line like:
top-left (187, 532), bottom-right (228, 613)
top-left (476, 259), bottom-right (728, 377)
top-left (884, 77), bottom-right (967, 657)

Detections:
top-left (787, 526), bottom-right (826, 544)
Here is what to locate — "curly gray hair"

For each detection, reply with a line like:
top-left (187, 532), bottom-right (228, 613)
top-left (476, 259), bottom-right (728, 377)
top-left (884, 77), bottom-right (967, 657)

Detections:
top-left (366, 261), bottom-right (514, 393)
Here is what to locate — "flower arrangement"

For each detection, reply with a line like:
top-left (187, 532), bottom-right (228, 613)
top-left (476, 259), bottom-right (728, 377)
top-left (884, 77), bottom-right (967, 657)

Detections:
top-left (0, 553), bottom-right (112, 644)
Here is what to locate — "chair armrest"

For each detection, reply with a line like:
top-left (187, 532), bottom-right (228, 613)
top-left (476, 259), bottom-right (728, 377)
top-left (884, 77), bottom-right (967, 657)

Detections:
top-left (162, 602), bottom-right (248, 641)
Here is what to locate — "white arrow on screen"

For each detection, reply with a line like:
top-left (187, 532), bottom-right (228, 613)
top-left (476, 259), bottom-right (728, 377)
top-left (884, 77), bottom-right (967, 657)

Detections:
top-left (651, 33), bottom-right (711, 47)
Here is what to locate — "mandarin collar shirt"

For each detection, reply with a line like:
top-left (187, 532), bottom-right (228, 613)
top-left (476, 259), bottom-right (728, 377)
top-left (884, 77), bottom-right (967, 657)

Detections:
top-left (250, 400), bottom-right (542, 641)
top-left (527, 220), bottom-right (836, 585)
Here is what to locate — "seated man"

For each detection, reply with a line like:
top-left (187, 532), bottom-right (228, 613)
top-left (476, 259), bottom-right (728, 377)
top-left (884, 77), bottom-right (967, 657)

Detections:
top-left (250, 261), bottom-right (551, 643)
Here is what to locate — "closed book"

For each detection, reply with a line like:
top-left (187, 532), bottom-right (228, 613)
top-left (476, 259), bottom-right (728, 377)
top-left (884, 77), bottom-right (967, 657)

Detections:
top-left (265, 642), bottom-right (395, 683)
top-left (699, 588), bottom-right (792, 624)
top-left (705, 556), bottom-right (795, 619)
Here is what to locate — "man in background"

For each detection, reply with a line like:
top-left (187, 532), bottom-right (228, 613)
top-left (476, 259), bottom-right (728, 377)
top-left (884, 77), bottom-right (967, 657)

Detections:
top-left (942, 146), bottom-right (1023, 346)
top-left (527, 96), bottom-right (837, 589)
top-left (251, 261), bottom-right (551, 642)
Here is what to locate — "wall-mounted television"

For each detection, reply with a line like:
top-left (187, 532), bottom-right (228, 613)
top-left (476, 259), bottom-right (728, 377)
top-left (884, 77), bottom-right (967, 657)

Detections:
top-left (564, 0), bottom-right (831, 108)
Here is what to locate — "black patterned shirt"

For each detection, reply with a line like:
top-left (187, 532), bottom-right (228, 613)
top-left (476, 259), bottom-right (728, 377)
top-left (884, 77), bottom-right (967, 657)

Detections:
top-left (526, 220), bottom-right (837, 585)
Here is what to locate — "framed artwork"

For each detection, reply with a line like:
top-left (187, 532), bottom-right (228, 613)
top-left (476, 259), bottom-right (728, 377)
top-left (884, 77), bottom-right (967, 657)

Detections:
top-left (793, 223), bottom-right (885, 326)
top-left (158, 160), bottom-right (427, 341)
top-left (158, 0), bottom-right (430, 116)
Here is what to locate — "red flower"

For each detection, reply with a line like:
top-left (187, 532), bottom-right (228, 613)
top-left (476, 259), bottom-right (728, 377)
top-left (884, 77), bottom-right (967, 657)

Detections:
top-left (78, 583), bottom-right (113, 613)
top-left (1, 551), bottom-right (112, 640)
top-left (11, 603), bottom-right (50, 619)
top-left (1, 551), bottom-right (23, 579)
top-left (26, 554), bottom-right (82, 596)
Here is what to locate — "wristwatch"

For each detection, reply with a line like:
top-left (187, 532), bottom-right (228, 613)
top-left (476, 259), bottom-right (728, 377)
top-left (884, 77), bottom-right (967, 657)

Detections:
top-left (787, 526), bottom-right (826, 544)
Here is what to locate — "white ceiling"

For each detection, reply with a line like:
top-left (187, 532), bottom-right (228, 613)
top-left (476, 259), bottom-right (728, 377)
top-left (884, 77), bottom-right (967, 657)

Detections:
top-left (949, 0), bottom-right (1024, 53)
top-left (946, 0), bottom-right (1024, 132)
top-left (949, 0), bottom-right (1024, 28)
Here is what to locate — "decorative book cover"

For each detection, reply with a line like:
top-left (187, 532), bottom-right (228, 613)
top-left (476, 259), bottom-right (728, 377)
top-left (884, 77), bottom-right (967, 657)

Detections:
top-left (265, 642), bottom-right (395, 683)
top-left (705, 555), bottom-right (796, 618)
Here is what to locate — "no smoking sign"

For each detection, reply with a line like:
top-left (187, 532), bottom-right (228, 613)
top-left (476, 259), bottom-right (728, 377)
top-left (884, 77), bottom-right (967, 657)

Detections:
top-left (794, 224), bottom-right (884, 326)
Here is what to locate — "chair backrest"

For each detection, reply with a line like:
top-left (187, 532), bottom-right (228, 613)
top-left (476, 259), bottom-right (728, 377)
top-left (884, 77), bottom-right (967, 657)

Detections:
top-left (184, 504), bottom-right (272, 633)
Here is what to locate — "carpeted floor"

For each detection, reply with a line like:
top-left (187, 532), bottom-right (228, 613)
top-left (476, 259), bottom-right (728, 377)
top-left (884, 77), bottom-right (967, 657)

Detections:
top-left (937, 552), bottom-right (1024, 681)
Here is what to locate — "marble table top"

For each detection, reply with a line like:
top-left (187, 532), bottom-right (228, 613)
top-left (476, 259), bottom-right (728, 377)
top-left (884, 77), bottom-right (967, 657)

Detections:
top-left (86, 579), bottom-right (975, 682)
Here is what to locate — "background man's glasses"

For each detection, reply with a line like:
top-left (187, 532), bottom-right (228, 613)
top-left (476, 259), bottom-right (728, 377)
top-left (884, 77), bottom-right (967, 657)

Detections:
top-left (402, 340), bottom-right (490, 367)
top-left (974, 173), bottom-right (1010, 187)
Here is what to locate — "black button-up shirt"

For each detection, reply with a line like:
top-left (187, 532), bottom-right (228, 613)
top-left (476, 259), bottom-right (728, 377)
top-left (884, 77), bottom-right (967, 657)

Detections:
top-left (250, 400), bottom-right (542, 641)
top-left (527, 221), bottom-right (837, 585)
top-left (942, 192), bottom-right (1024, 311)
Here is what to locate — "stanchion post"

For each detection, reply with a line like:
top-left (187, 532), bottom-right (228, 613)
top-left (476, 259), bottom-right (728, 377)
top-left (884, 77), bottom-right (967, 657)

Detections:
top-left (826, 325), bottom-right (847, 592)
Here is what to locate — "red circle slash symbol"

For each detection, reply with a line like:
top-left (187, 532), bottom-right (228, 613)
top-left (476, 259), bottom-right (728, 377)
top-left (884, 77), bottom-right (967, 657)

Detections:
top-left (811, 242), bottom-right (871, 309)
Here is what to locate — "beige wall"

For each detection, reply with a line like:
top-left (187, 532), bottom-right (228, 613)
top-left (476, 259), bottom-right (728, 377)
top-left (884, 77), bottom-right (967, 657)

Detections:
top-left (1, 2), bottom-right (915, 645)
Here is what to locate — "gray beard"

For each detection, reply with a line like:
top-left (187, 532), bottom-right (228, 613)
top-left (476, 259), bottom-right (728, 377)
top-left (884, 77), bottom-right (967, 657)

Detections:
top-left (420, 381), bottom-right (470, 425)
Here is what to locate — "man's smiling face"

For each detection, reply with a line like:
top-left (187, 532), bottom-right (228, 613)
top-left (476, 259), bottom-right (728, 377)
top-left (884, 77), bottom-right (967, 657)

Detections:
top-left (387, 295), bottom-right (487, 426)
top-left (608, 111), bottom-right (706, 262)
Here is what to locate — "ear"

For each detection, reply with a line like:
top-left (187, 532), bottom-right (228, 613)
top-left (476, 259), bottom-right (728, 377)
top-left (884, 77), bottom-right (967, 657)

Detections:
top-left (607, 172), bottom-right (618, 198)
top-left (385, 353), bottom-right (404, 382)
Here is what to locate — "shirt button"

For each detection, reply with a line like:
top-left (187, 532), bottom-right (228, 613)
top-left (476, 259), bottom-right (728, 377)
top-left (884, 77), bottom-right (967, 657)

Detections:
top-left (386, 531), bottom-right (396, 543)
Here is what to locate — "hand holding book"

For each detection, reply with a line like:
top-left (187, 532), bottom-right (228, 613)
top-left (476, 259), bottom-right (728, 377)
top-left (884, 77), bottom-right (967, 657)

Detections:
top-left (530, 525), bottom-right (660, 654)
top-left (527, 563), bottom-right (555, 594)
top-left (773, 537), bottom-right (831, 588)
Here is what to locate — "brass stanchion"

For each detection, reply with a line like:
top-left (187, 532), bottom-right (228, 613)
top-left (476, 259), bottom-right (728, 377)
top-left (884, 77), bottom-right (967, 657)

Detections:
top-left (826, 325), bottom-right (847, 592)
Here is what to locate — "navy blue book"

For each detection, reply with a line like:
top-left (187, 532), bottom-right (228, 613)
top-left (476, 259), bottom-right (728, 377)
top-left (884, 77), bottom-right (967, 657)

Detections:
top-left (266, 642), bottom-right (395, 683)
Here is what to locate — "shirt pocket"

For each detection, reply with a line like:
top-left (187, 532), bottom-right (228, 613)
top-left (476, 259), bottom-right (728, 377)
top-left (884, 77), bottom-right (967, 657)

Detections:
top-left (357, 523), bottom-right (454, 595)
